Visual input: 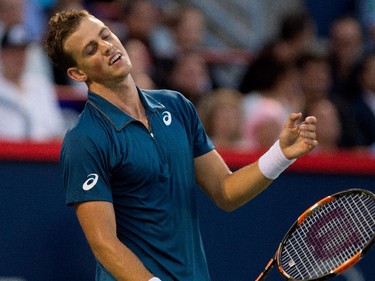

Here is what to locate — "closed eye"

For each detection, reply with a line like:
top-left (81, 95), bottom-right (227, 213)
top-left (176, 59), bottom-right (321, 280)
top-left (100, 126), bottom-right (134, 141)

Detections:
top-left (85, 44), bottom-right (97, 56)
top-left (101, 29), bottom-right (111, 40)
top-left (82, 27), bottom-right (111, 56)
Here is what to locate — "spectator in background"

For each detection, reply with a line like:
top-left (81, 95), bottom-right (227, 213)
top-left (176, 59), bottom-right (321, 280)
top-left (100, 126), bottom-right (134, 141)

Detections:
top-left (151, 4), bottom-right (210, 88)
top-left (240, 54), bottom-right (303, 150)
top-left (239, 10), bottom-right (316, 120)
top-left (0, 28), bottom-right (65, 141)
top-left (0, 0), bottom-right (55, 79)
top-left (197, 88), bottom-right (248, 150)
top-left (305, 99), bottom-right (342, 152)
top-left (349, 51), bottom-right (375, 147)
top-left (358, 0), bottom-right (375, 48)
top-left (121, 0), bottom-right (160, 45)
top-left (172, 5), bottom-right (206, 55)
top-left (328, 16), bottom-right (366, 147)
top-left (328, 16), bottom-right (364, 100)
top-left (146, 4), bottom-right (207, 61)
top-left (296, 50), bottom-right (342, 151)
top-left (296, 51), bottom-right (332, 105)
top-left (166, 50), bottom-right (213, 106)
top-left (125, 38), bottom-right (156, 89)
top-left (0, 0), bottom-right (24, 39)
top-left (304, 0), bottom-right (356, 38)
top-left (247, 9), bottom-right (316, 69)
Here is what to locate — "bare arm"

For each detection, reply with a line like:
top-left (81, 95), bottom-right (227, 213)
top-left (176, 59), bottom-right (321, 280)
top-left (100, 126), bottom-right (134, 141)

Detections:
top-left (75, 201), bottom-right (154, 281)
top-left (195, 150), bottom-right (272, 211)
top-left (195, 113), bottom-right (318, 211)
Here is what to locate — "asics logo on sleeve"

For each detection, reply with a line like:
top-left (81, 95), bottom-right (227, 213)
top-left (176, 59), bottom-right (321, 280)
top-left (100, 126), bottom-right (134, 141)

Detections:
top-left (82, 173), bottom-right (99, 191)
top-left (162, 111), bottom-right (172, 126)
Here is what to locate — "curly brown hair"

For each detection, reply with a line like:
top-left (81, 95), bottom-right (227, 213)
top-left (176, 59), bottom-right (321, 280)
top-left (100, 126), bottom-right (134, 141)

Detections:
top-left (44, 10), bottom-right (91, 71)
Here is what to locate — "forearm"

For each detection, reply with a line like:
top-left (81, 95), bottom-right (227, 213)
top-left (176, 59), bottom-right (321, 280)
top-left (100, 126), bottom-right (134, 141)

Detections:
top-left (221, 140), bottom-right (296, 210)
top-left (89, 235), bottom-right (154, 281)
top-left (197, 114), bottom-right (317, 212)
top-left (221, 161), bottom-right (272, 211)
top-left (196, 150), bottom-right (273, 211)
top-left (196, 142), bottom-right (296, 211)
top-left (75, 202), bottom-right (155, 281)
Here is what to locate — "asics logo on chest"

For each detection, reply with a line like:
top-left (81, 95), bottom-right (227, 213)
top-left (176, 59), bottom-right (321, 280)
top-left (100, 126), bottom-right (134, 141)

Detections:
top-left (162, 111), bottom-right (172, 126)
top-left (82, 173), bottom-right (99, 191)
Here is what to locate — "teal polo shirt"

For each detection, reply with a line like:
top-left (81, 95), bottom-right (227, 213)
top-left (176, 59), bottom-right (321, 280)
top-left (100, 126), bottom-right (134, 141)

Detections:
top-left (60, 88), bottom-right (214, 280)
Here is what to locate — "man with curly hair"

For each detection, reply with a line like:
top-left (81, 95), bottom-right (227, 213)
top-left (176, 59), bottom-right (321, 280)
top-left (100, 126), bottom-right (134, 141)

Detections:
top-left (44, 10), bottom-right (318, 281)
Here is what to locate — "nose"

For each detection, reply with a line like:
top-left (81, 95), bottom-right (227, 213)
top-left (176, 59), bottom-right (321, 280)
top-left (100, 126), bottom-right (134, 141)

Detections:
top-left (101, 40), bottom-right (113, 55)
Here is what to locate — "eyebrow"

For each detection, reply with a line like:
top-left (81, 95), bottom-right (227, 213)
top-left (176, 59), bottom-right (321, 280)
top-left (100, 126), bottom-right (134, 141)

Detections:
top-left (82, 26), bottom-right (109, 55)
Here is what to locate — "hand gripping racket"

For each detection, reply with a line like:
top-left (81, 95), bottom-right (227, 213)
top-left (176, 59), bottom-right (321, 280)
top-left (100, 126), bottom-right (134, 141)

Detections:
top-left (255, 188), bottom-right (375, 281)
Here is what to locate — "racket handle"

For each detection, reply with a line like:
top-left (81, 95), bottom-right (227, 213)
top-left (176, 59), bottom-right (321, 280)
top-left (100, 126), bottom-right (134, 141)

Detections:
top-left (255, 258), bottom-right (276, 281)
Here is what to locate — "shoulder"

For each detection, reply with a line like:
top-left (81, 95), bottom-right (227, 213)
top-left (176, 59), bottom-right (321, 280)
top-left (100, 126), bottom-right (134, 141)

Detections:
top-left (142, 88), bottom-right (189, 104)
top-left (61, 105), bottom-right (111, 155)
top-left (142, 88), bottom-right (196, 115)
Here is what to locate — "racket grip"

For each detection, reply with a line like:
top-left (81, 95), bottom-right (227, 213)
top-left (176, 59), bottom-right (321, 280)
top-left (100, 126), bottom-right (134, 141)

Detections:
top-left (255, 258), bottom-right (276, 281)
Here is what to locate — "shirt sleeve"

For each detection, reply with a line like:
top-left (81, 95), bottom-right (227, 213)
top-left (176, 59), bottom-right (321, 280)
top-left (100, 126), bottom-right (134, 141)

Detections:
top-left (60, 133), bottom-right (113, 206)
top-left (182, 96), bottom-right (214, 158)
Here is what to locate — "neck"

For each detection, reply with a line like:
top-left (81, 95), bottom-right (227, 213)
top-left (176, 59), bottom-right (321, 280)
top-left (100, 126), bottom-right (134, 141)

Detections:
top-left (88, 76), bottom-right (147, 122)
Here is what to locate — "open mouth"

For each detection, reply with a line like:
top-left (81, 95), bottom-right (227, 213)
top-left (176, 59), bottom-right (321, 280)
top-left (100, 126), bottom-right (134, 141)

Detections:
top-left (109, 53), bottom-right (122, 65)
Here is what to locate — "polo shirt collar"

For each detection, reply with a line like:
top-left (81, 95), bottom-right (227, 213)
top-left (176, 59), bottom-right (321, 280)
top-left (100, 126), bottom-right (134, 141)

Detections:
top-left (87, 87), bottom-right (165, 130)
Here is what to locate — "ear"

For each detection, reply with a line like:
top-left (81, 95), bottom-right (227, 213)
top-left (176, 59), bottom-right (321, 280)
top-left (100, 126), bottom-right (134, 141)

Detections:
top-left (67, 67), bottom-right (87, 82)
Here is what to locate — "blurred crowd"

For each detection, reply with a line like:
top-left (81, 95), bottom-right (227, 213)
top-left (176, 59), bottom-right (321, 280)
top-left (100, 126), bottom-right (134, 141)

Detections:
top-left (0, 0), bottom-right (375, 155)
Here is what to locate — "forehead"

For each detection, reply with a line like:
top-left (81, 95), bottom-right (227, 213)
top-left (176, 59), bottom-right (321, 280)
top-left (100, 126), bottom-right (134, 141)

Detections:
top-left (64, 16), bottom-right (106, 53)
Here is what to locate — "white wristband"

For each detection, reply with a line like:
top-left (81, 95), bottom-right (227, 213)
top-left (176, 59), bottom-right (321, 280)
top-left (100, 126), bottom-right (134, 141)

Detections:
top-left (148, 278), bottom-right (161, 281)
top-left (258, 140), bottom-right (296, 180)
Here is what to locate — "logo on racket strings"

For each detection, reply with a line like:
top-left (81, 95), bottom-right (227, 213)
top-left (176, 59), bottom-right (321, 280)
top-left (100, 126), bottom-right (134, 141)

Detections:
top-left (306, 207), bottom-right (360, 260)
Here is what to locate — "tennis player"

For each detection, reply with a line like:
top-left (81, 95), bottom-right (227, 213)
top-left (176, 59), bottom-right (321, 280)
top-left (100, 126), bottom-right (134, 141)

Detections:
top-left (44, 10), bottom-right (318, 281)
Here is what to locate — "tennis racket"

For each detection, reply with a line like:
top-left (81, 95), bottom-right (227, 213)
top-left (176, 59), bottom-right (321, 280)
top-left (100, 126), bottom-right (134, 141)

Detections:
top-left (255, 188), bottom-right (375, 281)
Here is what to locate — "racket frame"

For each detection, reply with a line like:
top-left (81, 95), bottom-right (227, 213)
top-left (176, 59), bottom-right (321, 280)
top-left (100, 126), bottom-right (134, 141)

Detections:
top-left (257, 188), bottom-right (375, 281)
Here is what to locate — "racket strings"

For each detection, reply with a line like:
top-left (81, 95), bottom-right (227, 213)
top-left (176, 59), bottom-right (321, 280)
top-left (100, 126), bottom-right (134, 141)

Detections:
top-left (344, 196), bottom-right (374, 242)
top-left (279, 192), bottom-right (375, 280)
